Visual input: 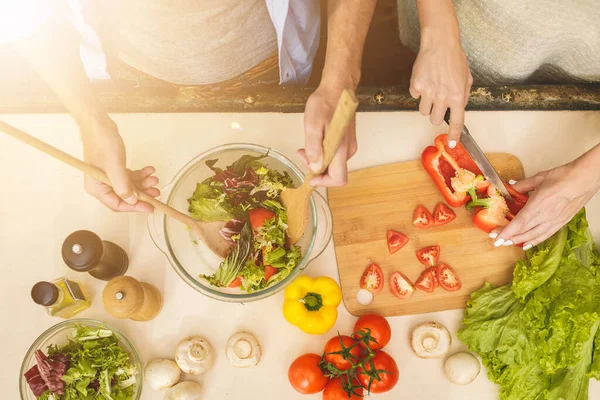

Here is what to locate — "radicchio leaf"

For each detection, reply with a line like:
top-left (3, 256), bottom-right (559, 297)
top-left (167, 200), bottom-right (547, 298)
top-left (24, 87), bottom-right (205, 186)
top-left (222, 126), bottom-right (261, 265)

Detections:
top-left (35, 350), bottom-right (69, 395)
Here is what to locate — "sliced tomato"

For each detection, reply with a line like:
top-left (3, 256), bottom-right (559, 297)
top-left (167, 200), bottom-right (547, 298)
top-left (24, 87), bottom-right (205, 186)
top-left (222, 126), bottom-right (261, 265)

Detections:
top-left (413, 205), bottom-right (434, 229)
top-left (248, 208), bottom-right (276, 230)
top-left (415, 267), bottom-right (438, 293)
top-left (433, 203), bottom-right (456, 226)
top-left (228, 277), bottom-right (242, 288)
top-left (264, 265), bottom-right (279, 281)
top-left (416, 246), bottom-right (440, 267)
top-left (437, 264), bottom-right (462, 292)
top-left (390, 272), bottom-right (415, 299)
top-left (387, 230), bottom-right (409, 254)
top-left (360, 263), bottom-right (384, 293)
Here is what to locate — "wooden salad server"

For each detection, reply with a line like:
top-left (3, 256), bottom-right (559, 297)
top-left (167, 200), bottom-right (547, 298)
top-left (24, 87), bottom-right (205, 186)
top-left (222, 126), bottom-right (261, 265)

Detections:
top-left (281, 88), bottom-right (359, 245)
top-left (0, 120), bottom-right (232, 259)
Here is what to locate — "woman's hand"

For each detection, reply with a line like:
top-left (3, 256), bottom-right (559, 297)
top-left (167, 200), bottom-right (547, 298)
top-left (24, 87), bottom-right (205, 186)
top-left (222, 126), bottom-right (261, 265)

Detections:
top-left (410, 0), bottom-right (473, 148)
top-left (81, 115), bottom-right (160, 212)
top-left (493, 145), bottom-right (600, 249)
top-left (300, 83), bottom-right (357, 187)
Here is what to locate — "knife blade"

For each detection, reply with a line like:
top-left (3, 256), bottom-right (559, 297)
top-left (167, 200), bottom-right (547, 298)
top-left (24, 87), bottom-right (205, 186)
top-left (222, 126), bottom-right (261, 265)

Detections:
top-left (443, 111), bottom-right (513, 202)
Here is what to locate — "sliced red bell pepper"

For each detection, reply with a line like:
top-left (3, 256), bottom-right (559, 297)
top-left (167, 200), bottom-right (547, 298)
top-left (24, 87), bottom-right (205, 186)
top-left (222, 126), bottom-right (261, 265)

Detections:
top-left (422, 134), bottom-right (489, 207)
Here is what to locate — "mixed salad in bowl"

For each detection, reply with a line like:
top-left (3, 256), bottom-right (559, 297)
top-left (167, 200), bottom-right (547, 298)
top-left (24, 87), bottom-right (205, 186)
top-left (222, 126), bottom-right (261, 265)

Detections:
top-left (188, 153), bottom-right (302, 293)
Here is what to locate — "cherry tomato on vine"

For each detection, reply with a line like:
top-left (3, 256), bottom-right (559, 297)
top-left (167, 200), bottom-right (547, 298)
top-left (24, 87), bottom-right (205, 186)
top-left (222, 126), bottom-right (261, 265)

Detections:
top-left (323, 377), bottom-right (363, 400)
top-left (353, 314), bottom-right (391, 351)
top-left (356, 351), bottom-right (399, 394)
top-left (288, 353), bottom-right (329, 394)
top-left (323, 335), bottom-right (362, 371)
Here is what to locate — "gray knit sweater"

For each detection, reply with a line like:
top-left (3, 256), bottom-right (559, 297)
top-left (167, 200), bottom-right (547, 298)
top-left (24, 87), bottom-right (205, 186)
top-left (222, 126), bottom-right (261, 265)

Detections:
top-left (397, 0), bottom-right (600, 85)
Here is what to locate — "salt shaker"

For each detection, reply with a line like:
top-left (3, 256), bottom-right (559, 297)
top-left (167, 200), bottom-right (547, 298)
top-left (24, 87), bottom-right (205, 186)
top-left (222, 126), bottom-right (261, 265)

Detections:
top-left (102, 276), bottom-right (163, 321)
top-left (62, 230), bottom-right (128, 281)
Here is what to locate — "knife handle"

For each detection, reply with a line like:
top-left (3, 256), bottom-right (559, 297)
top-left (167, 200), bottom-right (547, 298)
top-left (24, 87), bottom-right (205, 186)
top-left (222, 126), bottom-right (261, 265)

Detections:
top-left (443, 109), bottom-right (451, 125)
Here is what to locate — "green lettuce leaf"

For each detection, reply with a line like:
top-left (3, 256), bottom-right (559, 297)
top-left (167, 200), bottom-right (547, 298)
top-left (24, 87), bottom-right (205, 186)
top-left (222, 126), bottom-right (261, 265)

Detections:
top-left (188, 197), bottom-right (233, 222)
top-left (239, 261), bottom-right (266, 292)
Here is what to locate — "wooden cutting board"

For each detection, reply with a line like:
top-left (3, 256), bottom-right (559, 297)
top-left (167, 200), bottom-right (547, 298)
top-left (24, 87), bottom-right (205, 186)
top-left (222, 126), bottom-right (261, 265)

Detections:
top-left (328, 153), bottom-right (525, 317)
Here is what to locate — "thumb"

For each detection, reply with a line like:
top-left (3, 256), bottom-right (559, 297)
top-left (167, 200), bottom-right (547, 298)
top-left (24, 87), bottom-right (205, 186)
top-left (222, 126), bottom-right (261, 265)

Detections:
top-left (510, 174), bottom-right (543, 194)
top-left (105, 162), bottom-right (137, 205)
top-left (304, 107), bottom-right (325, 174)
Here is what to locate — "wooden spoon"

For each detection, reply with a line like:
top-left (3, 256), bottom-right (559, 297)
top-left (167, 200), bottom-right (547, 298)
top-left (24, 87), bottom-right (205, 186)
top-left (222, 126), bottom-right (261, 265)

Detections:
top-left (281, 89), bottom-right (359, 245)
top-left (0, 120), bottom-right (232, 259)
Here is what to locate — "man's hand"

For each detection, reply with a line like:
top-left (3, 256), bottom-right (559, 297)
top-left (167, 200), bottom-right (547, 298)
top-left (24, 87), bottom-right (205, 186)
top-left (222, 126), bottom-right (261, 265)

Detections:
top-left (411, 0), bottom-right (472, 148)
top-left (82, 116), bottom-right (159, 212)
top-left (300, 84), bottom-right (357, 187)
top-left (492, 145), bottom-right (600, 249)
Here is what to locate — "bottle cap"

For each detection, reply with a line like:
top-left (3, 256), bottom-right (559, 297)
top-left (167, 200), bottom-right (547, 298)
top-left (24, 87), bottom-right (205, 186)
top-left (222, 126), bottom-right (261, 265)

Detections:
top-left (62, 231), bottom-right (103, 272)
top-left (31, 282), bottom-right (59, 306)
top-left (102, 276), bottom-right (144, 319)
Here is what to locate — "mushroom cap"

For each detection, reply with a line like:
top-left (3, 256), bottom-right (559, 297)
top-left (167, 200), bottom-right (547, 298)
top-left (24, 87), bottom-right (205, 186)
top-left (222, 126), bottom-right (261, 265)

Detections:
top-left (164, 381), bottom-right (202, 400)
top-left (410, 321), bottom-right (452, 359)
top-left (175, 337), bottom-right (215, 375)
top-left (226, 332), bottom-right (262, 368)
top-left (445, 352), bottom-right (481, 385)
top-left (145, 358), bottom-right (181, 391)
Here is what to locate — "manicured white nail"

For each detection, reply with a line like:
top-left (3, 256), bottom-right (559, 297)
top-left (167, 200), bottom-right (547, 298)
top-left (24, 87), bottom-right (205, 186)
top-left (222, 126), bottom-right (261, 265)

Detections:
top-left (523, 244), bottom-right (533, 251)
top-left (494, 238), bottom-right (505, 247)
top-left (503, 240), bottom-right (514, 246)
top-left (448, 140), bottom-right (457, 149)
top-left (123, 192), bottom-right (138, 205)
top-left (489, 232), bottom-right (498, 239)
top-left (508, 179), bottom-right (517, 185)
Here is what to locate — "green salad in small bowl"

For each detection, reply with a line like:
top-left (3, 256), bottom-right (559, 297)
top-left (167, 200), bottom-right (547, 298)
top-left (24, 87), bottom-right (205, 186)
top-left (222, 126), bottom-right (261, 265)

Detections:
top-left (20, 319), bottom-right (142, 400)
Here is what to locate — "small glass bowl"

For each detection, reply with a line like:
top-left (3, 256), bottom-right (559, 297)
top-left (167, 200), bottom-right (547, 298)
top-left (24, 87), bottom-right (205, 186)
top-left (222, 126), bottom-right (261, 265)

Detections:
top-left (148, 143), bottom-right (333, 302)
top-left (20, 319), bottom-right (143, 400)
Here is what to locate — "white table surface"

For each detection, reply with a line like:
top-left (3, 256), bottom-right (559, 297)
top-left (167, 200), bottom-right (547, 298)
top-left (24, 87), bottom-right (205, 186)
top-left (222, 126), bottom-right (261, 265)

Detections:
top-left (1, 110), bottom-right (599, 399)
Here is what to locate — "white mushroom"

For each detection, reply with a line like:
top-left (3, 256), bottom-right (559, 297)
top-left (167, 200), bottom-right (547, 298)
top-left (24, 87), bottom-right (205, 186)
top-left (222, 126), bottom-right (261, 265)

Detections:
top-left (164, 381), bottom-right (202, 400)
top-left (356, 289), bottom-right (374, 305)
top-left (410, 321), bottom-right (452, 359)
top-left (445, 352), bottom-right (481, 385)
top-left (145, 359), bottom-right (181, 391)
top-left (226, 332), bottom-right (262, 368)
top-left (175, 337), bottom-right (215, 375)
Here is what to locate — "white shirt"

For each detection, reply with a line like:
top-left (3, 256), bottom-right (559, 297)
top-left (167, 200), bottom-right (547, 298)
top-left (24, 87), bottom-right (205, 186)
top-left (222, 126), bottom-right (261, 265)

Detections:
top-left (0, 0), bottom-right (320, 85)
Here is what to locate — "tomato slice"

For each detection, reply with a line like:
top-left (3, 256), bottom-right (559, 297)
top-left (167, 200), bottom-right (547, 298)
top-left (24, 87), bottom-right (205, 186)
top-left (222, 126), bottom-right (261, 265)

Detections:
top-left (433, 203), bottom-right (456, 226)
top-left (413, 205), bottom-right (434, 229)
top-left (360, 263), bottom-right (384, 293)
top-left (264, 265), bottom-right (279, 281)
top-left (437, 264), bottom-right (462, 292)
top-left (416, 246), bottom-right (440, 267)
top-left (228, 277), bottom-right (242, 288)
top-left (415, 267), bottom-right (438, 293)
top-left (248, 208), bottom-right (276, 230)
top-left (390, 272), bottom-right (415, 299)
top-left (387, 230), bottom-right (409, 254)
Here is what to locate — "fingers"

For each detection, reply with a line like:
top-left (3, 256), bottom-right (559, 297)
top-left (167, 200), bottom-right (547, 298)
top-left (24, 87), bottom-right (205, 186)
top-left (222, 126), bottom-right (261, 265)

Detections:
top-left (105, 159), bottom-right (137, 205)
top-left (510, 174), bottom-right (545, 194)
top-left (409, 84), bottom-right (421, 100)
top-left (418, 92), bottom-right (434, 116)
top-left (492, 204), bottom-right (540, 246)
top-left (346, 118), bottom-right (358, 159)
top-left (131, 166), bottom-right (156, 180)
top-left (430, 100), bottom-right (447, 126)
top-left (464, 72), bottom-right (474, 107)
top-left (296, 149), bottom-right (310, 169)
top-left (135, 175), bottom-right (159, 191)
top-left (304, 101), bottom-right (326, 173)
top-left (447, 103), bottom-right (465, 147)
top-left (85, 177), bottom-right (153, 213)
top-left (309, 139), bottom-right (349, 187)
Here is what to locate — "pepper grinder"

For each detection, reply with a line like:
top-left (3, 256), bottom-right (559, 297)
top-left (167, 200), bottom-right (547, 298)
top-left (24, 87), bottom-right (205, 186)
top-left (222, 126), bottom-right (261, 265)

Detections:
top-left (102, 276), bottom-right (163, 321)
top-left (62, 230), bottom-right (129, 281)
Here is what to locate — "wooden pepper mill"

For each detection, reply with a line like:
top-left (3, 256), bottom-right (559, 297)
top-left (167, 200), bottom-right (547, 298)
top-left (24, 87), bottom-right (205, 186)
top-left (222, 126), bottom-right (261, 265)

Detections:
top-left (102, 276), bottom-right (163, 321)
top-left (62, 230), bottom-right (129, 281)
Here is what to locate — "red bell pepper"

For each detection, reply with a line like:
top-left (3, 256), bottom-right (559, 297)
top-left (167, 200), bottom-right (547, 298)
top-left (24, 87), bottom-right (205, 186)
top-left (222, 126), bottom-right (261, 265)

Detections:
top-left (422, 134), bottom-right (489, 207)
top-left (467, 184), bottom-right (529, 233)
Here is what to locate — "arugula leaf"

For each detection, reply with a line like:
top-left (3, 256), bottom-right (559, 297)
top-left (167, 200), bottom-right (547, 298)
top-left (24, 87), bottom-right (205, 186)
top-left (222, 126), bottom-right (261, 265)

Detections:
top-left (230, 153), bottom-right (267, 176)
top-left (240, 261), bottom-right (266, 292)
top-left (201, 223), bottom-right (252, 287)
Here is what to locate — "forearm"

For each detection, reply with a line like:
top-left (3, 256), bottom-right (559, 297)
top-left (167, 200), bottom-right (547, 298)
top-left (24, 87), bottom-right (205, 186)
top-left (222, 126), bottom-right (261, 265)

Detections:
top-left (321, 0), bottom-right (377, 90)
top-left (417, 0), bottom-right (460, 48)
top-left (13, 15), bottom-right (106, 127)
top-left (575, 142), bottom-right (600, 189)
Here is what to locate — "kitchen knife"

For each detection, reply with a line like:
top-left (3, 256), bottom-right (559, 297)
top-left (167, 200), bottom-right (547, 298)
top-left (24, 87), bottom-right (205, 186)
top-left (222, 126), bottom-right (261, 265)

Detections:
top-left (443, 110), bottom-right (513, 201)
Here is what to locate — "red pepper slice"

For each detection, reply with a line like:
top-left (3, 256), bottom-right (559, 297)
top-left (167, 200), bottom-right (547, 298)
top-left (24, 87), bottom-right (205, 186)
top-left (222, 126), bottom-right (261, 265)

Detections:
top-left (469, 185), bottom-right (529, 233)
top-left (422, 134), bottom-right (487, 207)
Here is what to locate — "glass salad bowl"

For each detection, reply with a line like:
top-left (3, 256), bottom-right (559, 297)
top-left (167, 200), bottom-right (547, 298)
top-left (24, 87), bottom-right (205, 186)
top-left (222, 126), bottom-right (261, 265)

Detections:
top-left (148, 143), bottom-right (333, 302)
top-left (20, 319), bottom-right (143, 400)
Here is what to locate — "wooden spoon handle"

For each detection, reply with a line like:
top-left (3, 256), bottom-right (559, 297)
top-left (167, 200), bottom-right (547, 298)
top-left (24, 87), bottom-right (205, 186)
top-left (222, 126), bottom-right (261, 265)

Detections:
top-left (0, 120), bottom-right (196, 226)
